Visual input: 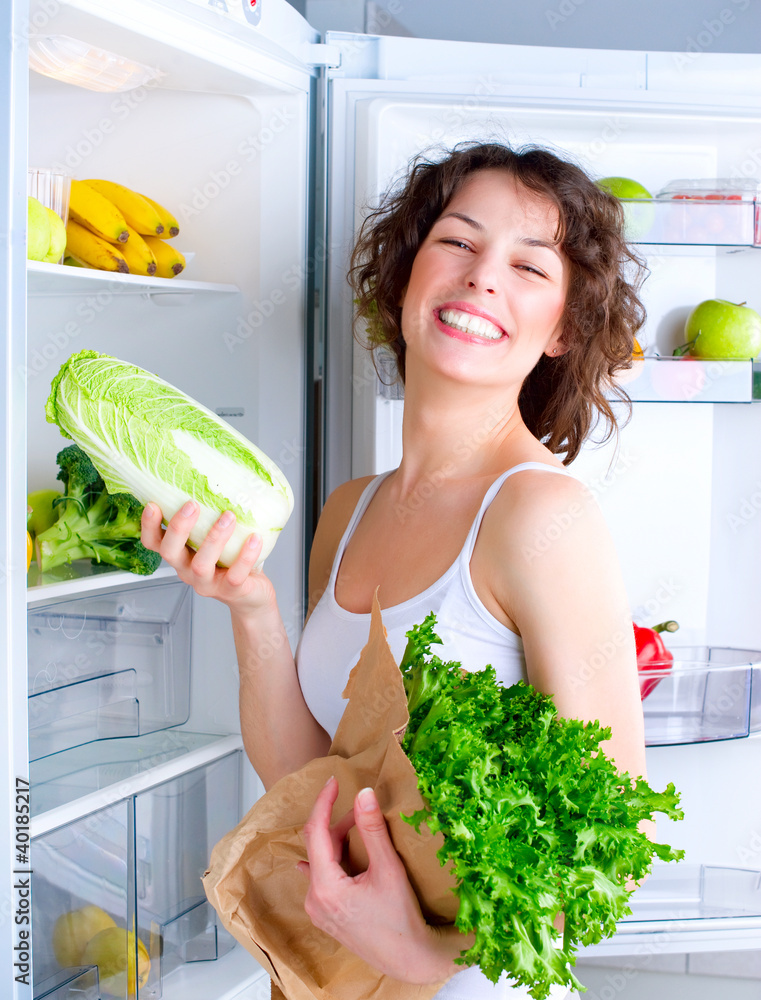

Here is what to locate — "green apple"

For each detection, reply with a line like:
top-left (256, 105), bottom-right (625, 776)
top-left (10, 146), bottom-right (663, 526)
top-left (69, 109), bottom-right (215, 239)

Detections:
top-left (27, 196), bottom-right (51, 261)
top-left (684, 299), bottom-right (761, 360)
top-left (596, 176), bottom-right (655, 240)
top-left (43, 207), bottom-right (67, 263)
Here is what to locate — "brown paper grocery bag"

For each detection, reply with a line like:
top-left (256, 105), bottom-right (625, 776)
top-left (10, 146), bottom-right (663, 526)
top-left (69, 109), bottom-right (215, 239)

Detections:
top-left (203, 595), bottom-right (459, 1000)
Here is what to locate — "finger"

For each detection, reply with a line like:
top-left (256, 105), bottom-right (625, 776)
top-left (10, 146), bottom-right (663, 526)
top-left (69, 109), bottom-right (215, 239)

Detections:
top-left (159, 500), bottom-right (201, 568)
top-left (295, 861), bottom-right (310, 879)
top-left (353, 788), bottom-right (399, 872)
top-left (331, 807), bottom-right (356, 852)
top-left (302, 777), bottom-right (342, 878)
top-left (223, 533), bottom-right (263, 588)
top-left (140, 502), bottom-right (165, 552)
top-left (189, 510), bottom-right (237, 578)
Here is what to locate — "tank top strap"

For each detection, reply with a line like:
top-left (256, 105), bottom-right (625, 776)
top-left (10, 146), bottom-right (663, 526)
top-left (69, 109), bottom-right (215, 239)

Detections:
top-left (459, 462), bottom-right (574, 567)
top-left (327, 471), bottom-right (394, 588)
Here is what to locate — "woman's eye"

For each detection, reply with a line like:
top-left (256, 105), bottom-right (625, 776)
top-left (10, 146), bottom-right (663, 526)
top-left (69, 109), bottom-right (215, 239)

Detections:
top-left (515, 263), bottom-right (546, 277)
top-left (441, 238), bottom-right (471, 250)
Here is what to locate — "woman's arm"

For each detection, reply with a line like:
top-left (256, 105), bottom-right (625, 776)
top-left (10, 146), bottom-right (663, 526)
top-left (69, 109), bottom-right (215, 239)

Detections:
top-left (480, 470), bottom-right (650, 786)
top-left (142, 501), bottom-right (330, 789)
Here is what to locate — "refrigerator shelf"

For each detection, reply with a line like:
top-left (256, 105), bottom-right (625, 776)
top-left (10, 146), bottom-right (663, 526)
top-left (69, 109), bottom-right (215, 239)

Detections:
top-left (582, 865), bottom-right (761, 956)
top-left (27, 578), bottom-right (193, 762)
top-left (642, 646), bottom-right (761, 746)
top-left (620, 197), bottom-right (760, 247)
top-left (614, 356), bottom-right (755, 403)
top-left (31, 752), bottom-right (242, 999)
top-left (27, 260), bottom-right (240, 296)
top-left (27, 562), bottom-right (178, 605)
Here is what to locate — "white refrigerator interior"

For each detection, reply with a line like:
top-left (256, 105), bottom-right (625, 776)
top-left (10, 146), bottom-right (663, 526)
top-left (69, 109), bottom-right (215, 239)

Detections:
top-left (324, 28), bottom-right (761, 990)
top-left (1, 3), bottom-right (761, 998)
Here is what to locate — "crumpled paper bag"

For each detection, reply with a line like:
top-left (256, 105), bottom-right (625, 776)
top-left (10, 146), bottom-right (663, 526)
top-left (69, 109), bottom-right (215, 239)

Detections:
top-left (202, 595), bottom-right (460, 1000)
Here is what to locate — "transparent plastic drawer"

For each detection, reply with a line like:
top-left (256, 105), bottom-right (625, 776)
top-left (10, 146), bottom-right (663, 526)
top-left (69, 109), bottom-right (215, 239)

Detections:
top-left (642, 646), bottom-right (761, 746)
top-left (619, 197), bottom-right (757, 245)
top-left (622, 864), bottom-right (761, 924)
top-left (28, 580), bottom-right (192, 761)
top-left (32, 752), bottom-right (241, 999)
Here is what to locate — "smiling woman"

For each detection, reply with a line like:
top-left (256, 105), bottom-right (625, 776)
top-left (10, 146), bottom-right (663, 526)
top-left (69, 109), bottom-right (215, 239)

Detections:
top-left (350, 142), bottom-right (647, 463)
top-left (143, 140), bottom-right (652, 1000)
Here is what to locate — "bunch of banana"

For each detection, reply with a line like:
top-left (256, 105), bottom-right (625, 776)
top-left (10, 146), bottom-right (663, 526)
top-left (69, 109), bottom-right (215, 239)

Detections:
top-left (64, 179), bottom-right (184, 278)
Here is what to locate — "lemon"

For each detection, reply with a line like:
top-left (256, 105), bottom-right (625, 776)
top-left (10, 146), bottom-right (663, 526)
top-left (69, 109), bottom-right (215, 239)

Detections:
top-left (52, 905), bottom-right (116, 967)
top-left (81, 927), bottom-right (151, 997)
top-left (26, 488), bottom-right (62, 537)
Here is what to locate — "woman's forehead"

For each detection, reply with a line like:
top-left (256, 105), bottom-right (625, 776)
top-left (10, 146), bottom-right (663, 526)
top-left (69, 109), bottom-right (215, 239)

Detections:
top-left (440, 168), bottom-right (561, 235)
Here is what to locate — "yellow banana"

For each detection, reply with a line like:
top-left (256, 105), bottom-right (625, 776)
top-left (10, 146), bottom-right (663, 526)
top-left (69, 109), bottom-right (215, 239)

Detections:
top-left (119, 226), bottom-right (157, 276)
top-left (68, 180), bottom-right (129, 244)
top-left (82, 179), bottom-right (165, 237)
top-left (143, 236), bottom-right (185, 279)
top-left (139, 194), bottom-right (180, 238)
top-left (65, 220), bottom-right (129, 273)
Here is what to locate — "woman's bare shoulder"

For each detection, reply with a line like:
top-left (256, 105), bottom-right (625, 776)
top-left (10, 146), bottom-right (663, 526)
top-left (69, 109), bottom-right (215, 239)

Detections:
top-left (306, 476), bottom-right (377, 615)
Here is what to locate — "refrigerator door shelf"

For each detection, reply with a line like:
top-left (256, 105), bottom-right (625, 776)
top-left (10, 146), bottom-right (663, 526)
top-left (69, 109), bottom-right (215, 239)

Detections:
top-left (613, 357), bottom-right (754, 404)
top-left (582, 864), bottom-right (761, 956)
top-left (26, 260), bottom-right (240, 297)
top-left (621, 196), bottom-right (758, 247)
top-left (642, 646), bottom-right (761, 746)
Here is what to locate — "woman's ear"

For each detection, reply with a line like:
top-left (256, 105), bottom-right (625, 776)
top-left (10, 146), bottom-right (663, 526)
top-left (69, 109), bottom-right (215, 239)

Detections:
top-left (546, 340), bottom-right (569, 358)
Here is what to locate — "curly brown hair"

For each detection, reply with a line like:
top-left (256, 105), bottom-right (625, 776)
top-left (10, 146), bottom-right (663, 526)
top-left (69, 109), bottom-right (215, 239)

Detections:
top-left (348, 142), bottom-right (647, 465)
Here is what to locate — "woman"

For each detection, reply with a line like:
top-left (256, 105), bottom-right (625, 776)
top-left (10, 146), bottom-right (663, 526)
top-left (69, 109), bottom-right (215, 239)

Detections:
top-left (142, 142), bottom-right (650, 998)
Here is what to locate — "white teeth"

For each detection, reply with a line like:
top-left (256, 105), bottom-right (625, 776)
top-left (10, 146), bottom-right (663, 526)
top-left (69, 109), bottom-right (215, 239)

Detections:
top-left (439, 308), bottom-right (503, 340)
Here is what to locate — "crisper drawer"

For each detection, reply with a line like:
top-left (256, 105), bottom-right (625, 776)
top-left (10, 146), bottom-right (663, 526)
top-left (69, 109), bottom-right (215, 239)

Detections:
top-left (27, 580), bottom-right (192, 761)
top-left (31, 752), bottom-right (241, 1000)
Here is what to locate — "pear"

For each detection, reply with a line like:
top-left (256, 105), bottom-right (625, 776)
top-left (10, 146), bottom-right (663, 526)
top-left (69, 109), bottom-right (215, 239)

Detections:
top-left (27, 196), bottom-right (51, 261)
top-left (52, 905), bottom-right (116, 967)
top-left (81, 927), bottom-right (151, 997)
top-left (43, 207), bottom-right (67, 263)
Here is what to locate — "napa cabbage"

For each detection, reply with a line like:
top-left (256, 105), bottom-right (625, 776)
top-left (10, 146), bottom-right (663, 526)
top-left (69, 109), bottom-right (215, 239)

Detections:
top-left (45, 350), bottom-right (293, 569)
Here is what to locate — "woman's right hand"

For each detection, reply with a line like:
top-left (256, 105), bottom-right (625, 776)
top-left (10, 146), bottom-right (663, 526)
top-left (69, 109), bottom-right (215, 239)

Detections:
top-left (141, 500), bottom-right (276, 617)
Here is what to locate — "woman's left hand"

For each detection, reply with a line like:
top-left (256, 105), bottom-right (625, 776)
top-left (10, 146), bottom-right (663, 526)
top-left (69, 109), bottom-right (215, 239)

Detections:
top-left (297, 777), bottom-right (463, 984)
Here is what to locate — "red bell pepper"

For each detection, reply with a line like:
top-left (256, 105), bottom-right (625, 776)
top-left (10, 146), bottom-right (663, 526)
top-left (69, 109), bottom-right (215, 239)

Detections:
top-left (634, 620), bottom-right (679, 699)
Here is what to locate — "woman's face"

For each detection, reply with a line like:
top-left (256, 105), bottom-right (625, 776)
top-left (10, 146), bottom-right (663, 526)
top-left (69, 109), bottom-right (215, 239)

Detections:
top-left (400, 168), bottom-right (569, 392)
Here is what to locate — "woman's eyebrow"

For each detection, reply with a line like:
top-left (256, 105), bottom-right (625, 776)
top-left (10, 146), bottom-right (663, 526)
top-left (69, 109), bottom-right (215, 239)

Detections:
top-left (518, 236), bottom-right (562, 258)
top-left (437, 211), bottom-right (484, 231)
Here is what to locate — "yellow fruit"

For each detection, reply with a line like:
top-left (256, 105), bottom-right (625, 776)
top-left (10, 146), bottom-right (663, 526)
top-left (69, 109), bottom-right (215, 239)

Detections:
top-left (52, 905), bottom-right (116, 967)
top-left (69, 180), bottom-right (129, 244)
top-left (632, 337), bottom-right (645, 360)
top-left (81, 927), bottom-right (150, 997)
top-left (43, 207), bottom-right (67, 263)
top-left (83, 179), bottom-right (165, 237)
top-left (119, 225), bottom-right (157, 276)
top-left (144, 236), bottom-right (185, 278)
top-left (27, 488), bottom-right (63, 537)
top-left (27, 196), bottom-right (52, 261)
top-left (139, 194), bottom-right (180, 238)
top-left (27, 530), bottom-right (33, 570)
top-left (65, 220), bottom-right (129, 273)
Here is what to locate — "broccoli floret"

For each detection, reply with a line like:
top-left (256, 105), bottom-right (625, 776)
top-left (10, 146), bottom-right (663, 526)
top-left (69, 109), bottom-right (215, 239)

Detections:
top-left (35, 445), bottom-right (160, 576)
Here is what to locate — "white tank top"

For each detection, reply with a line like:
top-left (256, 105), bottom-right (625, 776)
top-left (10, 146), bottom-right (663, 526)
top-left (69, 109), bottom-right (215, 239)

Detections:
top-left (295, 462), bottom-right (574, 1000)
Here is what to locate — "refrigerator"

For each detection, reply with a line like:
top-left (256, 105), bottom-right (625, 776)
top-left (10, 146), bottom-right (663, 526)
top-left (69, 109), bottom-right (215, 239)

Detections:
top-left (2, 1), bottom-right (761, 997)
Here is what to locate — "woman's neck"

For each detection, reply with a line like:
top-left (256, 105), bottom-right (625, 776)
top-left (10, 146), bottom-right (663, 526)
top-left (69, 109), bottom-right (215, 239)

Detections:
top-left (394, 374), bottom-right (529, 497)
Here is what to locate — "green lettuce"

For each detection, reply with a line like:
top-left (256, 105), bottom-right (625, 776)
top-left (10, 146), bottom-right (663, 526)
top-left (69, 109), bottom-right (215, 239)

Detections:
top-left (45, 350), bottom-right (293, 568)
top-left (400, 614), bottom-right (684, 999)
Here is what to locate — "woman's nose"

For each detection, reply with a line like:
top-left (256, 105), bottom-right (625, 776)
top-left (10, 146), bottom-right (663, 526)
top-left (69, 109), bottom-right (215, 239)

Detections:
top-left (464, 255), bottom-right (499, 295)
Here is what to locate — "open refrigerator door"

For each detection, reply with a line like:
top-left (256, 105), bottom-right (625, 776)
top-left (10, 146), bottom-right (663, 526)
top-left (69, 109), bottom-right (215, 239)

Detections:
top-left (323, 29), bottom-right (761, 992)
top-left (1, 0), bottom-right (336, 996)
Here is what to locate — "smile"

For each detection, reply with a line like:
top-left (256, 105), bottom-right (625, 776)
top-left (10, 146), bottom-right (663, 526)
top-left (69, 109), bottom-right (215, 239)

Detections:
top-left (437, 307), bottom-right (504, 341)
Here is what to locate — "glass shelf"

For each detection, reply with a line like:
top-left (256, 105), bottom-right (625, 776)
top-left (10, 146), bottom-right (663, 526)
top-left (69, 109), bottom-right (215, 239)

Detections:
top-left (27, 561), bottom-right (178, 605)
top-left (27, 260), bottom-right (239, 296)
top-left (582, 865), bottom-right (761, 956)
top-left (614, 356), bottom-right (755, 403)
top-left (621, 198), bottom-right (759, 247)
top-left (642, 647), bottom-right (761, 747)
